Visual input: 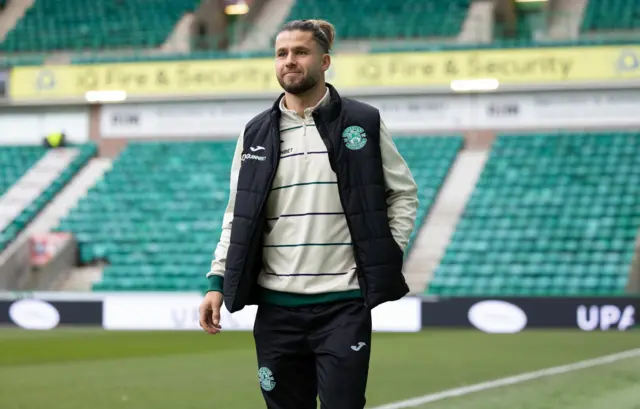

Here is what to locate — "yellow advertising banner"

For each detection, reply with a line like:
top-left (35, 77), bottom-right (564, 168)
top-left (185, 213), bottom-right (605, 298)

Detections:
top-left (9, 45), bottom-right (640, 100)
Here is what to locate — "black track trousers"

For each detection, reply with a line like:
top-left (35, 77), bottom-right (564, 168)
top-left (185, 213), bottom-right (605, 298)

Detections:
top-left (253, 298), bottom-right (373, 409)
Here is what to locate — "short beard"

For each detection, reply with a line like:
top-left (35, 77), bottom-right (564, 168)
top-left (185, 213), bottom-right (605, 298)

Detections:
top-left (278, 73), bottom-right (318, 95)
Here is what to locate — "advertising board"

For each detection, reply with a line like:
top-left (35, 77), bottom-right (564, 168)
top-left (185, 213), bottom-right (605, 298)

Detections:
top-left (102, 294), bottom-right (422, 332)
top-left (421, 297), bottom-right (639, 333)
top-left (0, 292), bottom-right (637, 333)
top-left (11, 46), bottom-right (640, 101)
top-left (0, 298), bottom-right (103, 329)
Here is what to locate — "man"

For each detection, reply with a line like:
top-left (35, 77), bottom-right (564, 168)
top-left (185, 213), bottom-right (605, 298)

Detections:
top-left (199, 19), bottom-right (419, 409)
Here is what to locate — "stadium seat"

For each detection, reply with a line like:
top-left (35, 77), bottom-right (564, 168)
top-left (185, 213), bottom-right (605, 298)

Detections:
top-left (0, 0), bottom-right (201, 53)
top-left (428, 132), bottom-right (640, 297)
top-left (53, 136), bottom-right (461, 292)
top-left (581, 0), bottom-right (640, 31)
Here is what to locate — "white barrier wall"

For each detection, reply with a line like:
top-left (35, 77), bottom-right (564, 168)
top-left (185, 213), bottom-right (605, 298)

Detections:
top-left (0, 106), bottom-right (90, 145)
top-left (99, 89), bottom-right (640, 139)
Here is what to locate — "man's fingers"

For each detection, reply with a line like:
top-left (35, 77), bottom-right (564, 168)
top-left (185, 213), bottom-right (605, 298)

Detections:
top-left (199, 293), bottom-right (223, 335)
top-left (211, 308), bottom-right (221, 329)
top-left (199, 304), bottom-right (212, 331)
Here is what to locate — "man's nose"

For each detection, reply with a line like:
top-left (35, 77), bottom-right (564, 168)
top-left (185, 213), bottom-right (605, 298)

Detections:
top-left (285, 54), bottom-right (297, 66)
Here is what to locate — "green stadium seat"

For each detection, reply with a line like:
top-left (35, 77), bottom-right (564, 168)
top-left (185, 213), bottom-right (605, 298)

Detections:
top-left (428, 132), bottom-right (640, 297)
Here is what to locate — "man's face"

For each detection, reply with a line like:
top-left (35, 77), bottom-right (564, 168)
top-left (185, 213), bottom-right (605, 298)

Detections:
top-left (274, 30), bottom-right (328, 95)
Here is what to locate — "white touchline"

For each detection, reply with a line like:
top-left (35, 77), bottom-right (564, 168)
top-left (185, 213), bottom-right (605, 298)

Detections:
top-left (369, 348), bottom-right (640, 409)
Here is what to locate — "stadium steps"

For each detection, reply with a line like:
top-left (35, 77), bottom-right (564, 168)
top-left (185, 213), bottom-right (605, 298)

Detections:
top-left (546, 0), bottom-right (589, 40)
top-left (0, 154), bottom-right (109, 291)
top-left (22, 157), bottom-right (113, 291)
top-left (0, 147), bottom-right (82, 253)
top-left (231, 0), bottom-right (296, 51)
top-left (24, 157), bottom-right (114, 237)
top-left (159, 11), bottom-right (194, 53)
top-left (0, 145), bottom-right (48, 253)
top-left (0, 0), bottom-right (33, 42)
top-left (457, 0), bottom-right (494, 44)
top-left (0, 145), bottom-right (96, 267)
top-left (51, 262), bottom-right (106, 291)
top-left (404, 149), bottom-right (490, 295)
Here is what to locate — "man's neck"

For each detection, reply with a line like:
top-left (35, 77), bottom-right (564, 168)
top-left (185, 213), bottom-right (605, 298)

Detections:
top-left (284, 84), bottom-right (327, 118)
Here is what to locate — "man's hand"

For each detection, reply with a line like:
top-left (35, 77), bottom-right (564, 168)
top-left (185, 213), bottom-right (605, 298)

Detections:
top-left (199, 291), bottom-right (223, 334)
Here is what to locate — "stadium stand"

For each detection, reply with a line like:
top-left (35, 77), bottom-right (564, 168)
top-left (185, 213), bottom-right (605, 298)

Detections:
top-left (285, 0), bottom-right (470, 39)
top-left (428, 132), bottom-right (640, 297)
top-left (0, 143), bottom-right (97, 252)
top-left (0, 1), bottom-right (638, 296)
top-left (2, 0), bottom-right (639, 67)
top-left (50, 136), bottom-right (461, 292)
top-left (0, 0), bottom-right (201, 53)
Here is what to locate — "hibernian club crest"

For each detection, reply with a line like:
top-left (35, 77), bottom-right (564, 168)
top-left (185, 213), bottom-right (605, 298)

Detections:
top-left (258, 367), bottom-right (276, 392)
top-left (342, 126), bottom-right (367, 150)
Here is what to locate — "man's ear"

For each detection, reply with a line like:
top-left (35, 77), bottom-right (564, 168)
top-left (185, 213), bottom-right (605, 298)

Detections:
top-left (322, 54), bottom-right (331, 73)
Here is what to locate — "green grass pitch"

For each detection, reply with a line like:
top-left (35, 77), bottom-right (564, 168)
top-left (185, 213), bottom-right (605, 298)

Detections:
top-left (0, 328), bottom-right (638, 409)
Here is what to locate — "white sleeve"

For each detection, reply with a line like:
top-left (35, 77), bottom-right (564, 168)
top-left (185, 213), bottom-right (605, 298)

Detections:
top-left (206, 131), bottom-right (243, 279)
top-left (379, 119), bottom-right (419, 251)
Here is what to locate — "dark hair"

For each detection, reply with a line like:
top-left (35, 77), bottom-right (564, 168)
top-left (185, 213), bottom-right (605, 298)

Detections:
top-left (279, 19), bottom-right (336, 53)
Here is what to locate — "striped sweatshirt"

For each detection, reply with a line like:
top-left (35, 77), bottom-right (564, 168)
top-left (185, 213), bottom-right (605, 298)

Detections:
top-left (207, 88), bottom-right (419, 305)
